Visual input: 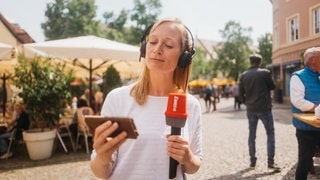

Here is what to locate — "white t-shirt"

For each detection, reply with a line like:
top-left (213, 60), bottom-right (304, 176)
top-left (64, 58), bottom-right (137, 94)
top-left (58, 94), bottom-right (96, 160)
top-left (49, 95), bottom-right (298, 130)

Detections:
top-left (91, 85), bottom-right (203, 180)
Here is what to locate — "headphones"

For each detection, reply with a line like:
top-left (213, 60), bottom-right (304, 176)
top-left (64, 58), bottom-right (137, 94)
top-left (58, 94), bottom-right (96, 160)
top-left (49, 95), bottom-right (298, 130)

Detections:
top-left (139, 23), bottom-right (196, 68)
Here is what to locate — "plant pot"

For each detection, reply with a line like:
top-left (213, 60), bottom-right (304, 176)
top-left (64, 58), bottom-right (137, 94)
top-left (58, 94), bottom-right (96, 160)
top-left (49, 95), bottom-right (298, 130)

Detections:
top-left (23, 128), bottom-right (57, 160)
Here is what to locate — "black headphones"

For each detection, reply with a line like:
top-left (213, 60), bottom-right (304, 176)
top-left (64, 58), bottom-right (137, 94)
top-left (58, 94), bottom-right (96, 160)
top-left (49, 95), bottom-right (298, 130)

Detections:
top-left (139, 23), bottom-right (196, 68)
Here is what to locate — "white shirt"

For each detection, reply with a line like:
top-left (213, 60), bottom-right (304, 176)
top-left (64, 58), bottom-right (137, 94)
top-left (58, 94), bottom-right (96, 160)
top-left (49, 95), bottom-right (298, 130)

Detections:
top-left (290, 75), bottom-right (315, 111)
top-left (91, 85), bottom-right (203, 180)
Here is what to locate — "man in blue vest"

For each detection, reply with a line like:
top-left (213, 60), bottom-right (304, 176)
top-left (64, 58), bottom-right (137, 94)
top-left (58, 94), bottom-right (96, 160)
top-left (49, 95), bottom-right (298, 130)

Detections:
top-left (290, 47), bottom-right (320, 180)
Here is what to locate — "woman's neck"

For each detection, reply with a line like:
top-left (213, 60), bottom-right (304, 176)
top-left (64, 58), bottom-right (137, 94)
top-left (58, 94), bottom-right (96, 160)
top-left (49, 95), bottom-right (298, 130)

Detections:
top-left (148, 73), bottom-right (178, 96)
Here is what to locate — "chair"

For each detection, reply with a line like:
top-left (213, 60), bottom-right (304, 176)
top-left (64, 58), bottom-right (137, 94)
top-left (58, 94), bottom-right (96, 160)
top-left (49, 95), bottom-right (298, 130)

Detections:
top-left (5, 128), bottom-right (17, 160)
top-left (76, 107), bottom-right (94, 154)
top-left (54, 123), bottom-right (76, 153)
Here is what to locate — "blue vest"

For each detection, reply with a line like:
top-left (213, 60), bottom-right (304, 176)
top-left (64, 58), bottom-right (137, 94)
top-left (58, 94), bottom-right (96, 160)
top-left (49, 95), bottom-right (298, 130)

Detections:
top-left (291, 67), bottom-right (320, 131)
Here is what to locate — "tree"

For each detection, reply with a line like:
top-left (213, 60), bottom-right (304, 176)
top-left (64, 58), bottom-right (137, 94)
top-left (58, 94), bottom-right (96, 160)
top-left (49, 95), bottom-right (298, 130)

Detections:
top-left (257, 33), bottom-right (272, 67)
top-left (191, 47), bottom-right (216, 80)
top-left (102, 65), bottom-right (123, 97)
top-left (102, 0), bottom-right (161, 45)
top-left (102, 10), bottom-right (129, 42)
top-left (128, 0), bottom-right (161, 44)
top-left (215, 21), bottom-right (253, 81)
top-left (42, 0), bottom-right (100, 40)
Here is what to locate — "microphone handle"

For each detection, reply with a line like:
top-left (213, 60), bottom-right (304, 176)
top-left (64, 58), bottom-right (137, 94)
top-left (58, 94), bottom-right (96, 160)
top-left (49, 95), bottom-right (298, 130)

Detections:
top-left (169, 127), bottom-right (181, 179)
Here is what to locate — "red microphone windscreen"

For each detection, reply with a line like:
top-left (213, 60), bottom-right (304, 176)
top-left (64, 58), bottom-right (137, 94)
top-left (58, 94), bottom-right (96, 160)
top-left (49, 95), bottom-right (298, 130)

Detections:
top-left (165, 93), bottom-right (187, 119)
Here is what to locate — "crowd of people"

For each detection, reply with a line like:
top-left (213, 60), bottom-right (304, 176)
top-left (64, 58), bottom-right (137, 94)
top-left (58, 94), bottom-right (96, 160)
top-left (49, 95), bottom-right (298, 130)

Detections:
top-left (199, 83), bottom-right (241, 113)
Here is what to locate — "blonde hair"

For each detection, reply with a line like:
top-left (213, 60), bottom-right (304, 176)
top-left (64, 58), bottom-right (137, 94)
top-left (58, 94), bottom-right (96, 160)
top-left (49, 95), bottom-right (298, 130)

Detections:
top-left (131, 18), bottom-right (193, 105)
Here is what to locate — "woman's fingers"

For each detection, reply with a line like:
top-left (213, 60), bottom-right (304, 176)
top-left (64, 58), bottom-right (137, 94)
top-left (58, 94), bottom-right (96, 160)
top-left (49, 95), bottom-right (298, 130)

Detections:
top-left (166, 135), bottom-right (190, 163)
top-left (93, 121), bottom-right (127, 152)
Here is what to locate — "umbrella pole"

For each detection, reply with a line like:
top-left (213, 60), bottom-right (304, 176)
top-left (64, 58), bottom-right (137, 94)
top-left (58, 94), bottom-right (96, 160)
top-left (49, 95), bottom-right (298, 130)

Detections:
top-left (89, 59), bottom-right (93, 111)
top-left (2, 73), bottom-right (7, 117)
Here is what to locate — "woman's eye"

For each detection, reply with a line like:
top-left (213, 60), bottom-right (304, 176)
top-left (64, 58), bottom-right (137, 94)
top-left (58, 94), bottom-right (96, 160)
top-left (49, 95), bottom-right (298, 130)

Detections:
top-left (165, 44), bottom-right (173, 48)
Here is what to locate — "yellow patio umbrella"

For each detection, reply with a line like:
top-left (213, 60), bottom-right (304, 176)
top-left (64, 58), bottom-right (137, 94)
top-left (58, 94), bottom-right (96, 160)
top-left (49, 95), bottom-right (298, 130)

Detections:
top-left (188, 79), bottom-right (209, 87)
top-left (211, 78), bottom-right (235, 86)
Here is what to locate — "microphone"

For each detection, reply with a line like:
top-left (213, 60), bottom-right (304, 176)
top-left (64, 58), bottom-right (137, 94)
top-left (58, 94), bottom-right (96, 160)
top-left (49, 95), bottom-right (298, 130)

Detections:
top-left (165, 93), bottom-right (188, 179)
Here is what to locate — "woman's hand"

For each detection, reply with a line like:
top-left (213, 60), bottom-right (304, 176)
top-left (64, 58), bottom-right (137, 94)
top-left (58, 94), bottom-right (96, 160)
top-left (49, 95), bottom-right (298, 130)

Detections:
top-left (91, 121), bottom-right (127, 178)
top-left (93, 121), bottom-right (127, 161)
top-left (166, 135), bottom-right (201, 174)
top-left (166, 135), bottom-right (193, 165)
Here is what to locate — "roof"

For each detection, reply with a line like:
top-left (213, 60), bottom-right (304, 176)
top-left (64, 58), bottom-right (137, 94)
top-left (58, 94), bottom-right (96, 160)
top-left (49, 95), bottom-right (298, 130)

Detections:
top-left (0, 12), bottom-right (35, 43)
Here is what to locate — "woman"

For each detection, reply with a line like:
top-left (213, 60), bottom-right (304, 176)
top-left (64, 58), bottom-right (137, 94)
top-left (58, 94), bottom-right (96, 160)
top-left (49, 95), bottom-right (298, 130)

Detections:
top-left (90, 18), bottom-right (203, 179)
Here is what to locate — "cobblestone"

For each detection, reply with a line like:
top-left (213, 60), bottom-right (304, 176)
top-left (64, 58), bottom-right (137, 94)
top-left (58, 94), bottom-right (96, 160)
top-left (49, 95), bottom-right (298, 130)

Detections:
top-left (1, 98), bottom-right (320, 179)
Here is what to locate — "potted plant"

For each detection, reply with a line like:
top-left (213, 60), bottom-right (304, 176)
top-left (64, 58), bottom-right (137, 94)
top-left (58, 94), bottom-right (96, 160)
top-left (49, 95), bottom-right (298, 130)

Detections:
top-left (13, 56), bottom-right (72, 160)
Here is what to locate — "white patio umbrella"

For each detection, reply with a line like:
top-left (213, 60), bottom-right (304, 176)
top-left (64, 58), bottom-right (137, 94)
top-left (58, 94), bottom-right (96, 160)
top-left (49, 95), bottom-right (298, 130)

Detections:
top-left (0, 42), bottom-right (16, 117)
top-left (22, 35), bottom-right (141, 108)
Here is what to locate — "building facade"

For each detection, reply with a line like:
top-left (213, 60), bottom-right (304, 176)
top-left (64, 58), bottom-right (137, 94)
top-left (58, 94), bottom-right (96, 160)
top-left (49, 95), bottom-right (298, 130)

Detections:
top-left (0, 13), bottom-right (35, 46)
top-left (270, 0), bottom-right (320, 103)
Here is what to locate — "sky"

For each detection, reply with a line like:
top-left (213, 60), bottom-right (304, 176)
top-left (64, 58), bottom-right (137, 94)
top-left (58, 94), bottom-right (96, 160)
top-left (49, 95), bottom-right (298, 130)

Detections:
top-left (0, 0), bottom-right (272, 44)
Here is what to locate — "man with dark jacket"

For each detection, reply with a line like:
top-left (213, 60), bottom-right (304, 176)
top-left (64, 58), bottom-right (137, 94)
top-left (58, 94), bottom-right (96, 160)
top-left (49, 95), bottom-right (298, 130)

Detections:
top-left (239, 54), bottom-right (279, 171)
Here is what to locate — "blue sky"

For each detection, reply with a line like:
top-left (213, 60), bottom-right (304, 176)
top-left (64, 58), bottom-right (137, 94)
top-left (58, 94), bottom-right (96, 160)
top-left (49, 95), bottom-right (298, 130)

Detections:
top-left (0, 0), bottom-right (272, 43)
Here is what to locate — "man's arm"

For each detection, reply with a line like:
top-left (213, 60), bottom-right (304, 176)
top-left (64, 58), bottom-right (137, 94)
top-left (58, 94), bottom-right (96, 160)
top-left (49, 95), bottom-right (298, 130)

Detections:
top-left (238, 76), bottom-right (245, 103)
top-left (290, 75), bottom-right (315, 112)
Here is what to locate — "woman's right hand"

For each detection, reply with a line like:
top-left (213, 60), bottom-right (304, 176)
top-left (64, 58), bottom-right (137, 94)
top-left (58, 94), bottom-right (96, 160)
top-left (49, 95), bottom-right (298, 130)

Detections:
top-left (93, 120), bottom-right (127, 162)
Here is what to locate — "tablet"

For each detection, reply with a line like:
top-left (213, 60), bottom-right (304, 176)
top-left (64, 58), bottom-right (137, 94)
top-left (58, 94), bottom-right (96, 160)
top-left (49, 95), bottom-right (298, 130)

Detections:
top-left (84, 115), bottom-right (138, 139)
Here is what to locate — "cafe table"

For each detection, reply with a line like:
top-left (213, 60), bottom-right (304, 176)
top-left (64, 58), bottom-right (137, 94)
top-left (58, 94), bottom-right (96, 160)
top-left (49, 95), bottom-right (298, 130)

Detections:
top-left (293, 113), bottom-right (320, 128)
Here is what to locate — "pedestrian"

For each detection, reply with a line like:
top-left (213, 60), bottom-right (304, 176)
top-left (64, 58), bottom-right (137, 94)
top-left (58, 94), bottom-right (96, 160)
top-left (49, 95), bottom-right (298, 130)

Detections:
top-left (232, 82), bottom-right (241, 110)
top-left (239, 54), bottom-right (280, 171)
top-left (211, 84), bottom-right (217, 111)
top-left (203, 85), bottom-right (212, 112)
top-left (94, 88), bottom-right (104, 114)
top-left (90, 17), bottom-right (203, 179)
top-left (289, 47), bottom-right (320, 180)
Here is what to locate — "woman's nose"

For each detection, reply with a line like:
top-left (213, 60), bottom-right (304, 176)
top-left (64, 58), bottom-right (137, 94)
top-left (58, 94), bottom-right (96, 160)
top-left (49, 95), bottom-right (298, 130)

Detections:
top-left (152, 44), bottom-right (163, 55)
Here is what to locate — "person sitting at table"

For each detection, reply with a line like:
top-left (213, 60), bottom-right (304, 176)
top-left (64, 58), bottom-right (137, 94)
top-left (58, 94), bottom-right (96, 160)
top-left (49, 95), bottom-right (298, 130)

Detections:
top-left (69, 98), bottom-right (93, 139)
top-left (0, 103), bottom-right (30, 159)
top-left (289, 47), bottom-right (320, 179)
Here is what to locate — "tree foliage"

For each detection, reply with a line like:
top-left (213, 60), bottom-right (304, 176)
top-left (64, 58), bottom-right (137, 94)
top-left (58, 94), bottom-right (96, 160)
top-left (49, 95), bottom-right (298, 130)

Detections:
top-left (103, 0), bottom-right (161, 45)
top-left (42, 0), bottom-right (100, 40)
top-left (215, 21), bottom-right (253, 81)
top-left (14, 57), bottom-right (72, 129)
top-left (191, 47), bottom-right (216, 80)
top-left (102, 65), bottom-right (123, 96)
top-left (257, 33), bottom-right (272, 67)
top-left (42, 0), bottom-right (162, 45)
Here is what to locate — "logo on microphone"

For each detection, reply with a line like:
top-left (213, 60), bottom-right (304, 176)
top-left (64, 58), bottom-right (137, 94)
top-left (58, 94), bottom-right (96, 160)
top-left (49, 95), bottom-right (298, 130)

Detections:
top-left (172, 96), bottom-right (179, 112)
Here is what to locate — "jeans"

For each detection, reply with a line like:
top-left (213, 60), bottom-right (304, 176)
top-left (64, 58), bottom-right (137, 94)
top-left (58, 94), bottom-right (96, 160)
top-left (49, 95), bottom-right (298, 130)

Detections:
top-left (247, 110), bottom-right (275, 165)
top-left (0, 132), bottom-right (13, 154)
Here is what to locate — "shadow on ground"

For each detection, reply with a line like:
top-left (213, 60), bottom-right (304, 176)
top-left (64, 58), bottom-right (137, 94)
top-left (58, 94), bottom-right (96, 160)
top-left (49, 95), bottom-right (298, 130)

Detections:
top-left (0, 137), bottom-right (91, 172)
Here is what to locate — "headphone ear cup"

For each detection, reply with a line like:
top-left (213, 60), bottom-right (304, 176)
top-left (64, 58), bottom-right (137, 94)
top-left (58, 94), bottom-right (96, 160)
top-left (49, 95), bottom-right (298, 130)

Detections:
top-left (178, 51), bottom-right (192, 68)
top-left (140, 41), bottom-right (146, 58)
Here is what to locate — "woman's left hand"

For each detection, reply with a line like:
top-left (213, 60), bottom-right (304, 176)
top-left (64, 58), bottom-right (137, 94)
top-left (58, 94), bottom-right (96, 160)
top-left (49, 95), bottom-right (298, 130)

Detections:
top-left (166, 135), bottom-right (193, 165)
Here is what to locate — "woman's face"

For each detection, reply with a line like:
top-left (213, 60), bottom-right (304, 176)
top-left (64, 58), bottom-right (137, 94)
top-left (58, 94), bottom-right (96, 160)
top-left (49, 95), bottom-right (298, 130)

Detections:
top-left (145, 22), bottom-right (182, 74)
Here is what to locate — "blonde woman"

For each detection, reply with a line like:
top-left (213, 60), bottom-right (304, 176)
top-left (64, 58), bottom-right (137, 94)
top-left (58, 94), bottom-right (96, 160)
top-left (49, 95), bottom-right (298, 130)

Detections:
top-left (90, 18), bottom-right (202, 179)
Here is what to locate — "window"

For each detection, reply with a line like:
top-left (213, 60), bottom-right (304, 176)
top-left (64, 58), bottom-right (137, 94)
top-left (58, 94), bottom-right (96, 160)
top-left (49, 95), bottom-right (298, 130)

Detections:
top-left (289, 17), bottom-right (299, 42)
top-left (314, 7), bottom-right (320, 34)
